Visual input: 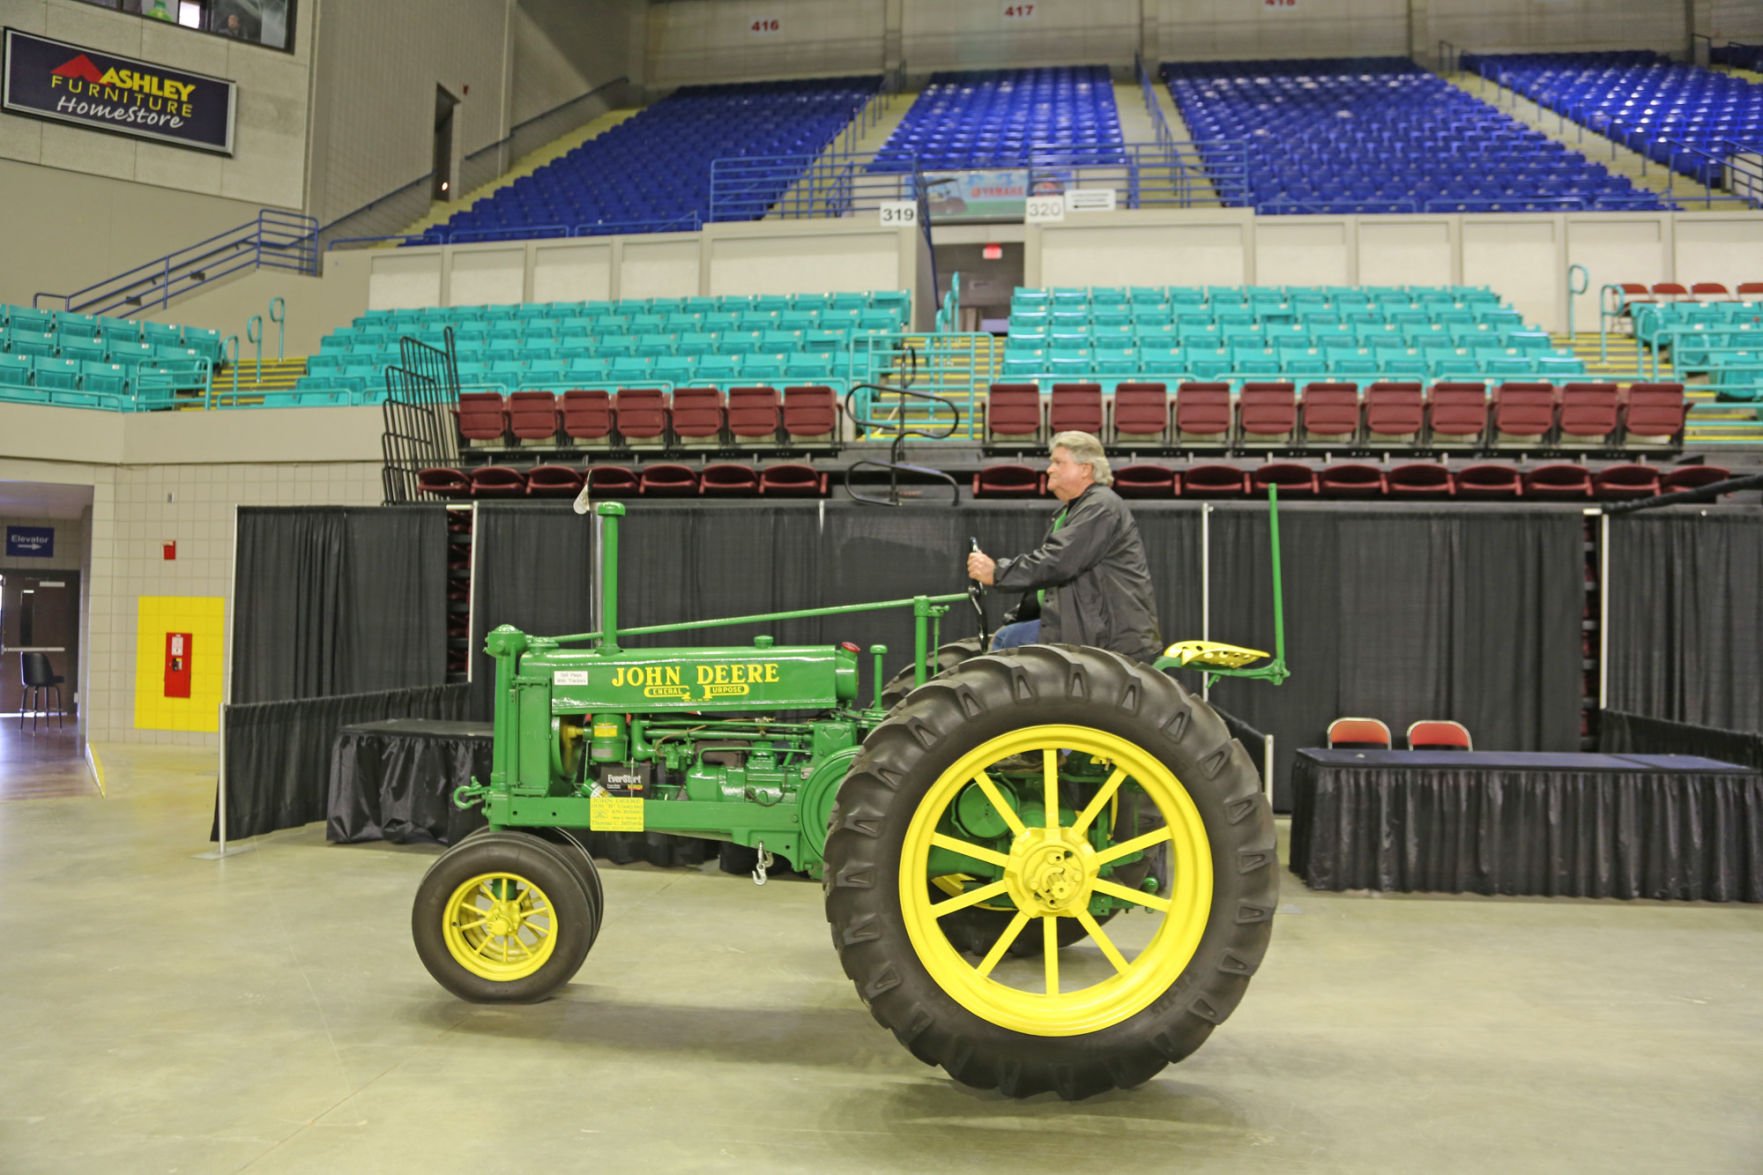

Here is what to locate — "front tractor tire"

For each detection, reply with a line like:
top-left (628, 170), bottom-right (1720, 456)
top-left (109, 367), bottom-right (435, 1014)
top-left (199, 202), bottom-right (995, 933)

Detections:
top-left (824, 645), bottom-right (1277, 1099)
top-left (413, 830), bottom-right (601, 1003)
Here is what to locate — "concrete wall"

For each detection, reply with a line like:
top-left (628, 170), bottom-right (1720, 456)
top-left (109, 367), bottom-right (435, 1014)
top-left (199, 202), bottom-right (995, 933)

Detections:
top-left (0, 404), bottom-right (385, 746)
top-left (1427, 0), bottom-right (1686, 57)
top-left (304, 0), bottom-right (514, 228)
top-left (647, 0), bottom-right (883, 88)
top-left (1154, 0), bottom-right (1411, 62)
top-left (513, 0), bottom-right (645, 121)
top-left (351, 219), bottom-right (921, 311)
top-left (0, 0), bottom-right (315, 304)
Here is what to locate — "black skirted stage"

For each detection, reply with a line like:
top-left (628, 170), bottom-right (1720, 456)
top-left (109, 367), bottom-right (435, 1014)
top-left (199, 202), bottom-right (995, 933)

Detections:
top-left (1289, 749), bottom-right (1763, 901)
top-left (327, 719), bottom-right (492, 845)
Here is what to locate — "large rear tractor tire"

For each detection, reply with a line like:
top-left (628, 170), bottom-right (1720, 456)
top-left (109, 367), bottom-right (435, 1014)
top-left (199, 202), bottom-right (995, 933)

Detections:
top-left (877, 637), bottom-right (986, 709)
top-left (824, 645), bottom-right (1276, 1099)
top-left (413, 830), bottom-right (601, 1003)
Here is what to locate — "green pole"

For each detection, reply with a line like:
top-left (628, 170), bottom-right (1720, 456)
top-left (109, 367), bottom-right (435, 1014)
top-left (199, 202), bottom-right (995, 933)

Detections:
top-left (1268, 485), bottom-right (1286, 669)
top-left (913, 596), bottom-right (931, 686)
top-left (596, 501), bottom-right (623, 654)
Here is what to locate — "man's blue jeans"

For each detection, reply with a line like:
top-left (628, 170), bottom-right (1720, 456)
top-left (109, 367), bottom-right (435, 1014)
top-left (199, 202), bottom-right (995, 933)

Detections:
top-left (989, 620), bottom-right (1041, 651)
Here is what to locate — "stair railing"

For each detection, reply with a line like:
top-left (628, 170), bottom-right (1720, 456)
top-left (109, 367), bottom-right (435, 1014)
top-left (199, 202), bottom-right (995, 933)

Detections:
top-left (268, 296), bottom-right (287, 361)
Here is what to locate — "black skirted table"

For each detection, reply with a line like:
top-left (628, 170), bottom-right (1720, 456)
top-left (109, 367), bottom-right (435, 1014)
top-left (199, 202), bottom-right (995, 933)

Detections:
top-left (327, 719), bottom-right (492, 845)
top-left (1289, 749), bottom-right (1763, 901)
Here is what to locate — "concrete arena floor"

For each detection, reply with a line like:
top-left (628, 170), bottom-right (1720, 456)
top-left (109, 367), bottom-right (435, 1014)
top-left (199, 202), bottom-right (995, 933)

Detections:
top-left (1, 746), bottom-right (1759, 1175)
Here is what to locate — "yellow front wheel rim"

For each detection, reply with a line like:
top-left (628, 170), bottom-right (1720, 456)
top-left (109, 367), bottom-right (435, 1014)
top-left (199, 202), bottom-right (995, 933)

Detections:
top-left (899, 724), bottom-right (1214, 1037)
top-left (442, 871), bottom-right (560, 981)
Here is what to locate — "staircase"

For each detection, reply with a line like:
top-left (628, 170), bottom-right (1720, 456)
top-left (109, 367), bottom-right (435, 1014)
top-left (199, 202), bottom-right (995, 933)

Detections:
top-left (1444, 72), bottom-right (1725, 207)
top-left (208, 357), bottom-right (308, 407)
top-left (1556, 330), bottom-right (1762, 446)
top-left (396, 108), bottom-right (641, 242)
top-left (851, 332), bottom-right (1002, 441)
top-left (767, 91), bottom-right (919, 220)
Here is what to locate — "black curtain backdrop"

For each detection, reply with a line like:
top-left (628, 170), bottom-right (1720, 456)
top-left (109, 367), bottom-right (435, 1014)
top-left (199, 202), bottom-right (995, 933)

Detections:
top-left (215, 683), bottom-right (467, 841)
top-left (232, 506), bottom-right (447, 703)
top-left (1607, 511), bottom-right (1763, 733)
top-left (1207, 507), bottom-right (1586, 808)
top-left (1600, 710), bottom-right (1763, 770)
top-left (469, 506), bottom-right (596, 719)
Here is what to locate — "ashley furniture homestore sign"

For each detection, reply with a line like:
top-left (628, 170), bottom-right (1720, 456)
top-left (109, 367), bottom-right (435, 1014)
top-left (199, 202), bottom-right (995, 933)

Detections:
top-left (2, 29), bottom-right (236, 155)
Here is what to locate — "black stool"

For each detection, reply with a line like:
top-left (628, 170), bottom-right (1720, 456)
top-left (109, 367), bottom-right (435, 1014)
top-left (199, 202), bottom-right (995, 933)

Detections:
top-left (20, 652), bottom-right (65, 731)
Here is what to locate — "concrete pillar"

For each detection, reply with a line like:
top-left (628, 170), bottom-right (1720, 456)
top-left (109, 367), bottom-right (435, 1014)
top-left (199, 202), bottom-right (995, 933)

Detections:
top-left (1409, 0), bottom-right (1434, 71)
top-left (1687, 0), bottom-right (1713, 66)
top-left (884, 0), bottom-right (904, 81)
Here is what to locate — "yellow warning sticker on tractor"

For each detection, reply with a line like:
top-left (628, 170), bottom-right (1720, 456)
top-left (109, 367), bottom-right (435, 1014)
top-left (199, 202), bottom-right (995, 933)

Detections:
top-left (589, 795), bottom-right (645, 832)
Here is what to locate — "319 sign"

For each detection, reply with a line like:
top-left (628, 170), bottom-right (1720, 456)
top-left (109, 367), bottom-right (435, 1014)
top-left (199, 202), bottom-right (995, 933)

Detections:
top-left (1003, 4), bottom-right (1036, 18)
top-left (749, 17), bottom-right (781, 34)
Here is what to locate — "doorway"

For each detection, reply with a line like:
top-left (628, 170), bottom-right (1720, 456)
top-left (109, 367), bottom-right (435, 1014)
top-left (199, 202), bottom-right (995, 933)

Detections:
top-left (933, 242), bottom-right (1025, 334)
top-left (0, 571), bottom-right (81, 721)
top-left (433, 84), bottom-right (459, 201)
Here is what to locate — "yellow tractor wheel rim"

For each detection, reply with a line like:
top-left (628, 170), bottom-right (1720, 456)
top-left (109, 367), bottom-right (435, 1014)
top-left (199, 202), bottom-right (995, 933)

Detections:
top-left (441, 871), bottom-right (560, 982)
top-left (899, 724), bottom-right (1214, 1037)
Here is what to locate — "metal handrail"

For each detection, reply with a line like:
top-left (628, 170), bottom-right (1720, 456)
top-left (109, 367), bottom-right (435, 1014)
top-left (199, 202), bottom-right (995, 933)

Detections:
top-left (268, 296), bottom-right (287, 361)
top-left (34, 209), bottom-right (318, 316)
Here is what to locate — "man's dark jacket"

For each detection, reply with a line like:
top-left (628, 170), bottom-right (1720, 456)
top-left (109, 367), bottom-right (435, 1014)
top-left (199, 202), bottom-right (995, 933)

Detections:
top-left (992, 483), bottom-right (1163, 663)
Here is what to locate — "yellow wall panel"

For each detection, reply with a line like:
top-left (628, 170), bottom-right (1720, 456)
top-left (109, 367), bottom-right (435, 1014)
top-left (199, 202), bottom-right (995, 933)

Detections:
top-left (134, 596), bottom-right (225, 732)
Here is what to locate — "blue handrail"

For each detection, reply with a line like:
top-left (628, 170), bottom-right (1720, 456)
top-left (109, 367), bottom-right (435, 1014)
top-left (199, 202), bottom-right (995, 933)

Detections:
top-left (34, 209), bottom-right (318, 317)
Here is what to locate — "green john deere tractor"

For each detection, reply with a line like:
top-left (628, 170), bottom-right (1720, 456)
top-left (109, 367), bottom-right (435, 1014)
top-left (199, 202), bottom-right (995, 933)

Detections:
top-left (412, 497), bottom-right (1289, 1099)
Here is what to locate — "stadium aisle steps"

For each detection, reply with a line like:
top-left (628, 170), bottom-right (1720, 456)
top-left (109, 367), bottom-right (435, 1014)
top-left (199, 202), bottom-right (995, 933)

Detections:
top-left (1445, 72), bottom-right (1720, 205)
top-left (397, 108), bottom-right (641, 242)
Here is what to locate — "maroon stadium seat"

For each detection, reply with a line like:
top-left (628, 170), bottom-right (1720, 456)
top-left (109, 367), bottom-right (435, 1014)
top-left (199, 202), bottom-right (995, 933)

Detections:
top-left (1523, 464), bottom-right (1593, 499)
top-left (561, 389), bottom-right (613, 448)
top-left (699, 462), bottom-right (759, 495)
top-left (1455, 463), bottom-right (1522, 498)
top-left (1175, 382), bottom-right (1232, 449)
top-left (1111, 463), bottom-right (1177, 498)
top-left (1180, 463), bottom-right (1247, 497)
top-left (670, 387), bottom-right (726, 449)
top-left (638, 463), bottom-right (698, 496)
top-left (1620, 383), bottom-right (1687, 448)
top-left (525, 464), bottom-right (584, 497)
top-left (1556, 383), bottom-right (1620, 448)
top-left (1661, 464), bottom-right (1730, 492)
top-left (727, 385), bottom-right (783, 446)
top-left (468, 465), bottom-right (526, 497)
top-left (1109, 382), bottom-right (1171, 447)
top-left (1363, 381), bottom-right (1424, 447)
top-left (1319, 462), bottom-right (1386, 497)
top-left (1492, 382), bottom-right (1557, 448)
top-left (585, 464), bottom-right (640, 497)
top-left (1591, 463), bottom-right (1662, 500)
top-left (416, 467), bottom-right (471, 498)
top-left (1238, 382), bottom-right (1297, 448)
top-left (1299, 382), bottom-right (1360, 447)
top-left (1427, 383), bottom-right (1489, 449)
top-left (457, 392), bottom-right (508, 447)
top-left (1252, 462), bottom-right (1317, 498)
top-left (758, 463), bottom-right (828, 497)
top-left (781, 385), bottom-right (839, 449)
top-left (1690, 282), bottom-right (1731, 300)
top-left (972, 464), bottom-right (1044, 498)
top-left (507, 391), bottom-right (560, 445)
top-left (1387, 462), bottom-right (1454, 497)
top-left (986, 383), bottom-right (1043, 449)
top-left (614, 388), bottom-right (669, 448)
top-left (1650, 281), bottom-right (1689, 301)
top-left (1048, 382), bottom-right (1104, 436)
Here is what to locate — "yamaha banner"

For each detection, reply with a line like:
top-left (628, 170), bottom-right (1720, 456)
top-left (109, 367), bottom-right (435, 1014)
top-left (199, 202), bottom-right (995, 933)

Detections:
top-left (2, 29), bottom-right (236, 155)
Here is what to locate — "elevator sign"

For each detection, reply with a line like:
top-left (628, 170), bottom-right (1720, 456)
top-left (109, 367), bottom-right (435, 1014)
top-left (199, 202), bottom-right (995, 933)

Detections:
top-left (5, 526), bottom-right (53, 558)
top-left (1, 29), bottom-right (237, 155)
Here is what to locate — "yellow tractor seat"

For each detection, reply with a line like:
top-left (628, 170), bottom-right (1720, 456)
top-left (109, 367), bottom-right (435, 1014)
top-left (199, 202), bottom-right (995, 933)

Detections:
top-left (1163, 640), bottom-right (1270, 669)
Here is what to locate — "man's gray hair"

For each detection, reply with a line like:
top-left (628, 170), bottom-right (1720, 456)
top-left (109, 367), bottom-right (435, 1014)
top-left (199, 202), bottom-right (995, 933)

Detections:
top-left (1050, 430), bottom-right (1112, 486)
